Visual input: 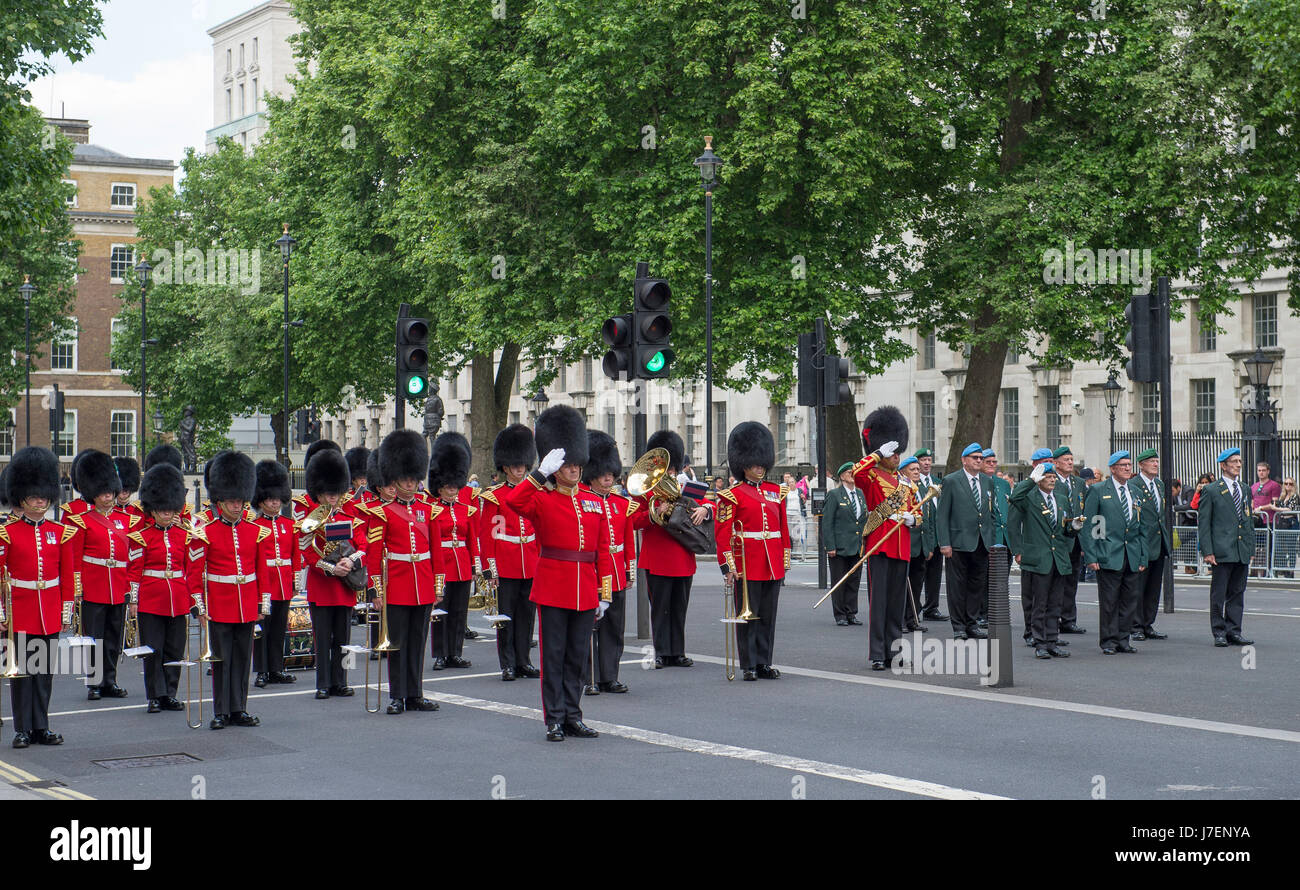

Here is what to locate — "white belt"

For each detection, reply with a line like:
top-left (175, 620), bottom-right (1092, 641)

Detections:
top-left (265, 558), bottom-right (293, 567)
top-left (742, 531), bottom-right (782, 540)
top-left (611, 544), bottom-right (625, 553)
top-left (10, 576), bottom-right (59, 590)
top-left (441, 541), bottom-right (466, 549)
top-left (388, 552), bottom-right (431, 563)
top-left (84, 556), bottom-right (127, 568)
top-left (497, 534), bottom-right (535, 544)
top-left (205, 572), bottom-right (256, 584)
top-left (143, 569), bottom-right (183, 580)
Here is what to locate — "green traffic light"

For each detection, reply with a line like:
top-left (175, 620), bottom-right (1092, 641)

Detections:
top-left (406, 375), bottom-right (427, 396)
top-left (645, 351), bottom-right (665, 373)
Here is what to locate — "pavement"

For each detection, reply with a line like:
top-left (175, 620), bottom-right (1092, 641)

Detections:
top-left (2, 562), bottom-right (1297, 800)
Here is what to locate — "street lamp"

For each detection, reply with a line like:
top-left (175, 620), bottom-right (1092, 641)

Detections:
top-left (18, 276), bottom-right (34, 444)
top-left (530, 388), bottom-right (549, 423)
top-left (1242, 348), bottom-right (1278, 474)
top-left (275, 224), bottom-right (297, 467)
top-left (693, 136), bottom-right (724, 479)
top-left (1102, 373), bottom-right (1122, 455)
top-left (153, 408), bottom-right (165, 436)
top-left (136, 259), bottom-right (154, 458)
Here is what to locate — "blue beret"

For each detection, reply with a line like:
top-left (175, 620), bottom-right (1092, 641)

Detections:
top-left (961, 443), bottom-right (983, 458)
top-left (1040, 462), bottom-right (1057, 475)
top-left (981, 448), bottom-right (996, 458)
top-left (1031, 447), bottom-right (1053, 461)
top-left (1108, 450), bottom-right (1131, 467)
top-left (899, 456), bottom-right (918, 470)
top-left (1217, 447), bottom-right (1241, 462)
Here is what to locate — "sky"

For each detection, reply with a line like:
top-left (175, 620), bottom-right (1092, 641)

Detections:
top-left (26, 0), bottom-right (275, 180)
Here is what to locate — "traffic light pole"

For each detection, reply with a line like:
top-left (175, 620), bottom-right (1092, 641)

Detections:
top-left (1156, 276), bottom-right (1175, 614)
top-left (395, 303), bottom-right (409, 430)
top-left (704, 192), bottom-right (714, 480)
top-left (814, 319), bottom-right (828, 590)
top-left (634, 402), bottom-right (650, 640)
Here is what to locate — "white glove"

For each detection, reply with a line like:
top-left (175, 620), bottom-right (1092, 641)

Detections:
top-left (260, 593), bottom-right (272, 616)
top-left (888, 513), bottom-right (903, 522)
top-left (538, 447), bottom-right (566, 476)
top-left (60, 602), bottom-right (73, 626)
top-left (596, 601), bottom-right (609, 620)
top-left (901, 513), bottom-right (916, 527)
top-left (192, 594), bottom-right (206, 618)
top-left (1030, 463), bottom-right (1047, 483)
top-left (877, 440), bottom-right (900, 458)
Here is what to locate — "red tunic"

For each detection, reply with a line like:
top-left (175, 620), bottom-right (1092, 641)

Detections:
top-left (477, 483), bottom-right (539, 579)
top-left (66, 508), bottom-right (142, 606)
top-left (430, 498), bottom-right (479, 583)
top-left (581, 485), bottom-right (638, 592)
top-left (300, 507), bottom-right (368, 607)
top-left (714, 481), bottom-right (791, 581)
top-left (365, 498), bottom-right (445, 606)
top-left (852, 453), bottom-right (916, 561)
top-left (502, 473), bottom-right (613, 610)
top-left (255, 512), bottom-right (301, 602)
top-left (630, 494), bottom-right (711, 577)
top-left (59, 498), bottom-right (91, 524)
top-left (128, 520), bottom-right (198, 618)
top-left (0, 517), bottom-right (77, 635)
top-left (186, 516), bottom-right (274, 624)
top-left (120, 501), bottom-right (146, 518)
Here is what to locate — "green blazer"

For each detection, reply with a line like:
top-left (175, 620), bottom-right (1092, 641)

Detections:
top-left (1130, 474), bottom-right (1172, 559)
top-left (1055, 473), bottom-right (1086, 553)
top-left (936, 469), bottom-right (996, 552)
top-left (911, 476), bottom-right (940, 557)
top-left (1007, 483), bottom-right (1078, 575)
top-left (1080, 477), bottom-right (1148, 572)
top-left (821, 483), bottom-right (868, 556)
top-left (989, 475), bottom-right (1011, 546)
top-left (1196, 476), bottom-right (1255, 564)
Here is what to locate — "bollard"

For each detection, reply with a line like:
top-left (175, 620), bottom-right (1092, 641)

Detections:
top-left (985, 545), bottom-right (1014, 688)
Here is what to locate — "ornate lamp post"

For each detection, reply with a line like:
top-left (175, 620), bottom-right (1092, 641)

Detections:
top-left (693, 136), bottom-right (724, 478)
top-left (1102, 373), bottom-right (1123, 456)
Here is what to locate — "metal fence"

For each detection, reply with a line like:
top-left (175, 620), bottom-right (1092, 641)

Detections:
top-left (1170, 510), bottom-right (1300, 580)
top-left (1113, 429), bottom-right (1300, 489)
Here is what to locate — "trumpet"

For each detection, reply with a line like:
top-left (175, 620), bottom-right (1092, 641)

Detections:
top-left (363, 558), bottom-right (398, 715)
top-left (1, 571), bottom-right (28, 742)
top-left (122, 601), bottom-right (154, 659)
top-left (720, 520), bottom-right (758, 681)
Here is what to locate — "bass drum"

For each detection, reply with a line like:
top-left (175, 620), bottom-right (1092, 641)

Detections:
top-left (283, 595), bottom-right (316, 670)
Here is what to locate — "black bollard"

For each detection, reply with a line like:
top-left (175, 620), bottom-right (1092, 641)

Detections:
top-left (985, 545), bottom-right (1014, 688)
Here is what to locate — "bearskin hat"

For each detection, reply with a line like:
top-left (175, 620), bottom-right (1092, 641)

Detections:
top-left (378, 429), bottom-right (427, 487)
top-left (863, 405), bottom-right (909, 455)
top-left (535, 405), bottom-right (588, 469)
top-left (0, 465), bottom-right (11, 509)
top-left (345, 447), bottom-right (370, 483)
top-left (139, 464), bottom-right (187, 514)
top-left (253, 459), bottom-right (292, 506)
top-left (114, 456), bottom-right (141, 494)
top-left (727, 422), bottom-right (775, 476)
top-left (493, 423), bottom-right (537, 472)
top-left (7, 447), bottom-right (61, 506)
top-left (647, 430), bottom-right (685, 474)
top-left (306, 448), bottom-right (350, 499)
top-left (582, 431), bottom-right (622, 483)
top-left (207, 450), bottom-right (256, 504)
top-left (304, 439), bottom-right (341, 468)
top-left (69, 448), bottom-right (95, 494)
top-left (428, 432), bottom-right (472, 493)
top-left (144, 443), bottom-right (184, 472)
top-left (365, 449), bottom-right (385, 492)
top-left (76, 450), bottom-right (122, 500)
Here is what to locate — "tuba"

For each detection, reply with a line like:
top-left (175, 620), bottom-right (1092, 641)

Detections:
top-left (627, 448), bottom-right (715, 554)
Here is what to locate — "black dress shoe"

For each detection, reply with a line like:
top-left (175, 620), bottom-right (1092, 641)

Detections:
top-left (86, 687), bottom-right (101, 701)
top-left (870, 661), bottom-right (887, 671)
top-left (446, 655), bottom-right (472, 668)
top-left (1144, 629), bottom-right (1168, 640)
top-left (906, 623), bottom-right (928, 633)
top-left (315, 688), bottom-right (331, 699)
top-left (1227, 633), bottom-right (1254, 645)
top-left (386, 699), bottom-right (405, 714)
top-left (406, 697), bottom-right (439, 711)
top-left (953, 631), bottom-right (968, 640)
top-left (653, 656), bottom-right (664, 669)
top-left (329, 685), bottom-right (355, 697)
top-left (1060, 622), bottom-right (1087, 634)
top-left (464, 628), bottom-right (479, 640)
top-left (430, 657), bottom-right (446, 670)
top-left (34, 729), bottom-right (64, 745)
top-left (518, 664), bottom-right (540, 678)
top-left (835, 618), bottom-right (849, 626)
top-left (270, 671), bottom-right (297, 683)
top-left (1053, 639), bottom-right (1069, 646)
top-left (1047, 644), bottom-right (1071, 658)
top-left (922, 610), bottom-right (948, 621)
top-left (1035, 646), bottom-right (1052, 659)
top-left (546, 723), bottom-right (565, 741)
top-left (976, 618), bottom-right (988, 629)
top-left (147, 699), bottom-right (162, 713)
top-left (672, 655), bottom-right (694, 667)
top-left (254, 673), bottom-right (269, 687)
top-left (209, 714), bottom-right (228, 730)
top-left (1024, 635), bottom-right (1036, 647)
top-left (230, 711), bottom-right (261, 727)
top-left (11, 732), bottom-right (30, 749)
top-left (756, 665), bottom-right (781, 679)
top-left (1131, 632), bottom-right (1146, 641)
top-left (968, 627), bottom-right (989, 639)
top-left (742, 669), bottom-right (757, 681)
top-left (1115, 643), bottom-right (1138, 654)
top-left (161, 696), bottom-right (184, 711)
top-left (847, 616), bottom-right (863, 625)
top-left (563, 721), bottom-right (598, 738)
top-left (583, 684), bottom-right (601, 696)
top-left (600, 681), bottom-right (629, 693)
top-left (100, 684), bottom-right (128, 698)
top-left (1101, 647), bottom-right (1117, 655)
top-left (501, 668), bottom-right (516, 681)
top-left (1213, 635), bottom-right (1229, 647)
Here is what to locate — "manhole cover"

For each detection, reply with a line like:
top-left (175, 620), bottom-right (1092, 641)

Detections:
top-left (91, 753), bottom-right (202, 770)
top-left (15, 779), bottom-right (67, 789)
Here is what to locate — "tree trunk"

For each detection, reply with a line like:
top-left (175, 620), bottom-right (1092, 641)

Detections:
top-left (825, 401), bottom-right (862, 486)
top-left (467, 341), bottom-right (521, 479)
top-left (944, 303), bottom-right (1007, 470)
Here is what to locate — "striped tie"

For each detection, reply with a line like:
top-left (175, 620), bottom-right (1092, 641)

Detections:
top-left (971, 476), bottom-right (980, 507)
top-left (1118, 483), bottom-right (1131, 521)
top-left (1231, 481), bottom-right (1244, 518)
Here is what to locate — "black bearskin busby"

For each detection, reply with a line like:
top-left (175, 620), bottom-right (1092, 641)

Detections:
top-left (535, 405), bottom-right (588, 470)
top-left (207, 450), bottom-right (256, 504)
top-left (139, 464), bottom-right (187, 514)
top-left (647, 430), bottom-right (685, 474)
top-left (304, 439), bottom-right (341, 469)
top-left (114, 456), bottom-right (141, 494)
top-left (0, 465), bottom-right (10, 509)
top-left (69, 448), bottom-right (95, 494)
top-left (493, 423), bottom-right (537, 472)
top-left (76, 450), bottom-right (122, 500)
top-left (305, 448), bottom-right (350, 500)
top-left (378, 429), bottom-right (427, 487)
top-left (863, 405), bottom-right (909, 455)
top-left (144, 443), bottom-right (183, 472)
top-left (582, 431), bottom-right (622, 483)
top-left (345, 447), bottom-right (370, 484)
top-left (365, 449), bottom-right (385, 492)
top-left (253, 459), bottom-right (292, 506)
top-left (727, 422), bottom-right (775, 477)
top-left (7, 446), bottom-right (61, 506)
top-left (428, 432), bottom-right (472, 493)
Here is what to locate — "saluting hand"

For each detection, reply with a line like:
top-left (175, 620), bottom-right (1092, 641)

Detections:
top-left (538, 447), bottom-right (566, 477)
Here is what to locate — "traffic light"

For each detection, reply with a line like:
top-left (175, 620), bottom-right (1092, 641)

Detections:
top-left (396, 316), bottom-right (429, 398)
top-left (797, 331), bottom-right (818, 406)
top-left (632, 268), bottom-right (673, 379)
top-left (49, 384), bottom-right (65, 434)
top-left (1125, 292), bottom-right (1156, 382)
top-left (824, 354), bottom-right (852, 406)
top-left (601, 313), bottom-right (634, 381)
top-left (296, 409), bottom-right (310, 445)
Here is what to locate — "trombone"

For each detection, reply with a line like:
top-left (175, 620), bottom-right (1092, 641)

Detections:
top-left (168, 592), bottom-right (221, 729)
top-left (363, 557), bottom-right (398, 714)
top-left (720, 520), bottom-right (758, 681)
top-left (1, 570), bottom-right (30, 742)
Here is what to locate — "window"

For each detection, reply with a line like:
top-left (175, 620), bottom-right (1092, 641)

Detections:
top-left (1254, 293), bottom-right (1277, 348)
top-left (110, 411), bottom-right (136, 458)
top-left (110, 318), bottom-right (127, 372)
top-left (1006, 345), bottom-right (1020, 365)
top-left (557, 363), bottom-right (567, 392)
top-left (239, 43), bottom-right (245, 69)
top-left (919, 331), bottom-right (935, 370)
top-left (714, 403), bottom-right (727, 470)
top-left (447, 373), bottom-right (457, 400)
top-left (656, 406), bottom-right (669, 435)
top-left (239, 85), bottom-right (245, 117)
top-left (62, 179), bottom-right (77, 207)
top-left (252, 78), bottom-right (258, 111)
top-left (604, 412), bottom-right (615, 437)
top-left (512, 365), bottom-right (520, 396)
top-left (917, 392), bottom-right (935, 453)
top-left (50, 319), bottom-right (77, 371)
top-left (225, 89), bottom-right (232, 122)
top-left (685, 421), bottom-right (696, 468)
top-left (1041, 385), bottom-right (1060, 445)
top-left (253, 38), bottom-right (259, 61)
top-left (1001, 388), bottom-right (1019, 462)
top-left (0, 409), bottom-right (14, 457)
top-left (110, 183), bottom-right (136, 208)
top-left (446, 415), bottom-right (458, 433)
top-left (1192, 300), bottom-right (1216, 352)
top-left (581, 357), bottom-right (592, 391)
top-left (55, 410), bottom-right (76, 458)
top-left (775, 404), bottom-right (788, 461)
top-left (226, 48), bottom-right (232, 72)
top-left (110, 244), bottom-right (133, 282)
top-left (1140, 383), bottom-right (1159, 434)
top-left (1192, 379), bottom-right (1216, 434)
top-left (509, 411), bottom-right (520, 426)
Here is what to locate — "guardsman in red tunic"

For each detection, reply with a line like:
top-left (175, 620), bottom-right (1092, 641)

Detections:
top-left (127, 464), bottom-right (195, 713)
top-left (369, 430), bottom-right (444, 714)
top-left (478, 424), bottom-right (541, 682)
top-left (428, 432), bottom-right (480, 670)
top-left (65, 450), bottom-right (141, 701)
top-left (186, 451), bottom-right (275, 730)
top-left (114, 456), bottom-right (144, 518)
top-left (580, 431), bottom-right (637, 695)
top-left (715, 422), bottom-right (790, 682)
top-left (251, 460), bottom-right (301, 689)
top-left (58, 448), bottom-right (96, 523)
top-left (0, 448), bottom-right (76, 748)
top-left (851, 406), bottom-right (914, 671)
top-left (144, 444), bottom-right (195, 522)
top-left (629, 430), bottom-right (713, 668)
top-left (503, 406), bottom-right (613, 742)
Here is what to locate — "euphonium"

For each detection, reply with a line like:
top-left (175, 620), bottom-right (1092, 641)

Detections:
top-left (625, 447), bottom-right (682, 528)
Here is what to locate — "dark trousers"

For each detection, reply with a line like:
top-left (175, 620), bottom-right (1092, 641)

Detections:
top-left (1137, 553), bottom-right (1167, 632)
top-left (1209, 561), bottom-right (1248, 638)
top-left (139, 612), bottom-right (186, 700)
top-left (829, 554), bottom-right (862, 622)
top-left (1059, 541), bottom-right (1083, 625)
top-left (867, 555), bottom-right (908, 663)
top-left (209, 620), bottom-right (254, 715)
top-left (1025, 568), bottom-right (1064, 644)
top-left (1096, 560), bottom-right (1140, 650)
top-left (253, 599), bottom-right (291, 673)
top-left (537, 604), bottom-right (595, 725)
top-left (82, 600), bottom-right (125, 687)
top-left (309, 604), bottom-right (350, 689)
top-left (647, 573), bottom-right (692, 658)
top-left (9, 633), bottom-right (57, 734)
top-left (945, 542), bottom-right (988, 634)
top-left (496, 577), bottom-right (536, 670)
top-left (915, 549), bottom-right (944, 614)
top-left (385, 603), bottom-right (431, 699)
top-left (586, 588), bottom-right (627, 685)
top-left (733, 578), bottom-right (781, 670)
top-left (431, 579), bottom-right (471, 659)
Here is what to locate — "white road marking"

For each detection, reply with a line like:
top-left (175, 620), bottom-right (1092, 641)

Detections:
top-left (430, 691), bottom-right (1009, 800)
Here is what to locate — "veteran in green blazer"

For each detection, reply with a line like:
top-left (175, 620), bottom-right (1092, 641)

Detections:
top-left (1130, 448), bottom-right (1172, 640)
top-left (1196, 448), bottom-right (1255, 647)
top-left (822, 461), bottom-right (869, 625)
top-left (1007, 461), bottom-right (1080, 657)
top-left (936, 443), bottom-right (996, 639)
top-left (910, 449), bottom-right (947, 621)
top-left (1081, 450), bottom-right (1148, 654)
top-left (1051, 445), bottom-right (1088, 635)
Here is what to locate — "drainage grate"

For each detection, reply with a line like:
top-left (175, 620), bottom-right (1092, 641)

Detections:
top-left (91, 753), bottom-right (202, 770)
top-left (15, 779), bottom-right (68, 789)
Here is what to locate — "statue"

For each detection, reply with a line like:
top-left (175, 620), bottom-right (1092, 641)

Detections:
top-left (422, 382), bottom-right (444, 444)
top-left (178, 405), bottom-right (198, 473)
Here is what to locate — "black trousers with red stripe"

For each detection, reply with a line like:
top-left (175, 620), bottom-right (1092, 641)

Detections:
top-left (537, 604), bottom-right (595, 725)
top-left (9, 632), bottom-right (57, 734)
top-left (253, 599), bottom-right (291, 674)
top-left (431, 580), bottom-right (471, 660)
top-left (496, 577), bottom-right (536, 670)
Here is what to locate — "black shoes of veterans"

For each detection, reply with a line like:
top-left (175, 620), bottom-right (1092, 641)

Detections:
top-left (1059, 622), bottom-right (1087, 634)
top-left (1227, 633), bottom-right (1254, 646)
top-left (386, 697), bottom-right (437, 714)
top-left (562, 721), bottom-right (598, 738)
top-left (517, 664), bottom-right (540, 678)
top-left (13, 729), bottom-right (63, 747)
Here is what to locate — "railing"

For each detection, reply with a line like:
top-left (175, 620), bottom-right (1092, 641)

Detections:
top-left (1170, 509), bottom-right (1299, 580)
